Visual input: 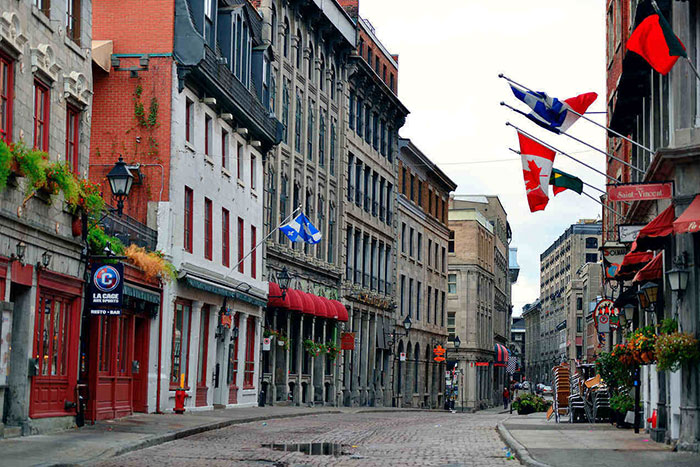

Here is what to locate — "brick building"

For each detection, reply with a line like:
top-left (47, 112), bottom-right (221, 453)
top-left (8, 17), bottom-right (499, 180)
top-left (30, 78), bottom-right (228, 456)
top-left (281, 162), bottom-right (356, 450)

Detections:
top-left (1, 0), bottom-right (93, 436)
top-left (395, 138), bottom-right (455, 409)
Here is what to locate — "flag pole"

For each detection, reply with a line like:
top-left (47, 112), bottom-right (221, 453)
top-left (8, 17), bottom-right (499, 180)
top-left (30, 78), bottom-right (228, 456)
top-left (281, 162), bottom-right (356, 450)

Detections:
top-left (507, 122), bottom-right (620, 184)
top-left (501, 102), bottom-right (645, 174)
top-left (508, 148), bottom-right (609, 195)
top-left (685, 57), bottom-right (700, 83)
top-left (499, 73), bottom-right (654, 155)
top-left (223, 205), bottom-right (302, 280)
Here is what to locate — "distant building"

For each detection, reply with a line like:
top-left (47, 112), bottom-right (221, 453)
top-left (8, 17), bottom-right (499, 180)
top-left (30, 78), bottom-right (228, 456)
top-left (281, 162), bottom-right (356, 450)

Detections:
top-left (510, 317), bottom-right (525, 382)
top-left (522, 300), bottom-right (542, 384)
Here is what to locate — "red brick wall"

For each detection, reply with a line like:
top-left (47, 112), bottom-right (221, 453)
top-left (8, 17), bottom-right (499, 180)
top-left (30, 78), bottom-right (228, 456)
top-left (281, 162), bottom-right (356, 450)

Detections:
top-left (357, 28), bottom-right (398, 94)
top-left (338, 0), bottom-right (359, 19)
top-left (93, 0), bottom-right (175, 53)
top-left (89, 58), bottom-right (173, 223)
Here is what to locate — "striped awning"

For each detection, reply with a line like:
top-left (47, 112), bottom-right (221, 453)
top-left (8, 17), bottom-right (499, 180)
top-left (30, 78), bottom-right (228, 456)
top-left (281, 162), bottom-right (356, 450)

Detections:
top-left (494, 344), bottom-right (509, 367)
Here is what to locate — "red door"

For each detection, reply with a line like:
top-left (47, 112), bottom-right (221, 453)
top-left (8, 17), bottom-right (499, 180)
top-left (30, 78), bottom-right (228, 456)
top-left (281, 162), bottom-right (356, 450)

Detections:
top-left (30, 291), bottom-right (80, 418)
top-left (132, 316), bottom-right (150, 412)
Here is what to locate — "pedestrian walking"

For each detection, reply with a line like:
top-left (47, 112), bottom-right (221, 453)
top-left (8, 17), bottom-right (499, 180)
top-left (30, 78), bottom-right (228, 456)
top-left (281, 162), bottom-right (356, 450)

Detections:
top-left (503, 387), bottom-right (510, 409)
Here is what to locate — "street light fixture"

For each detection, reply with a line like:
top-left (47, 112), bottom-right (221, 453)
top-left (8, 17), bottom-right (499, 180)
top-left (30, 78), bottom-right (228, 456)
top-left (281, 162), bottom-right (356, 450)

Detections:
top-left (10, 241), bottom-right (26, 263)
top-left (402, 315), bottom-right (412, 333)
top-left (106, 156), bottom-right (135, 217)
top-left (453, 335), bottom-right (461, 349)
top-left (276, 267), bottom-right (292, 296)
top-left (639, 282), bottom-right (659, 312)
top-left (667, 254), bottom-right (689, 294)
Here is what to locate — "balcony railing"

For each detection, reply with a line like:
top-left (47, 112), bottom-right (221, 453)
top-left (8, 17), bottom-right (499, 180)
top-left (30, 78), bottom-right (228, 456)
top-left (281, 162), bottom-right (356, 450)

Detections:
top-left (102, 209), bottom-right (157, 251)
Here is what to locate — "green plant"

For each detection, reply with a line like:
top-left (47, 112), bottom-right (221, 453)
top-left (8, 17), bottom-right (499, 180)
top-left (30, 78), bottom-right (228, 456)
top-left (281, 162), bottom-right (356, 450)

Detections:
top-left (303, 339), bottom-right (323, 357)
top-left (0, 140), bottom-right (12, 189)
top-left (511, 393), bottom-right (550, 414)
top-left (277, 334), bottom-right (290, 350)
top-left (656, 332), bottom-right (700, 372)
top-left (326, 342), bottom-right (341, 360)
top-left (45, 161), bottom-right (79, 202)
top-left (596, 351), bottom-right (633, 393)
top-left (87, 225), bottom-right (126, 255)
top-left (659, 318), bottom-right (678, 335)
top-left (12, 142), bottom-right (48, 192)
top-left (610, 392), bottom-right (635, 414)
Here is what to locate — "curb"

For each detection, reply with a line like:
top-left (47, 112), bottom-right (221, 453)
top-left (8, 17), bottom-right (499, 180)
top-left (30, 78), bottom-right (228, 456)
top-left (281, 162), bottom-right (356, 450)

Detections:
top-left (497, 422), bottom-right (551, 467)
top-left (81, 410), bottom-right (341, 466)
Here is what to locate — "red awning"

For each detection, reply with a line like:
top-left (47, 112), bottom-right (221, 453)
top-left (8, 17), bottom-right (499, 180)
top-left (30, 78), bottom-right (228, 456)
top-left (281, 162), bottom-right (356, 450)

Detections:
top-left (299, 291), bottom-right (316, 316)
top-left (616, 251), bottom-right (654, 280)
top-left (633, 252), bottom-right (663, 283)
top-left (494, 344), bottom-right (509, 363)
top-left (319, 296), bottom-right (334, 319)
top-left (631, 204), bottom-right (675, 252)
top-left (674, 194), bottom-right (700, 234)
top-left (268, 282), bottom-right (288, 309)
top-left (311, 295), bottom-right (329, 318)
top-left (331, 300), bottom-right (349, 322)
top-left (286, 289), bottom-right (303, 312)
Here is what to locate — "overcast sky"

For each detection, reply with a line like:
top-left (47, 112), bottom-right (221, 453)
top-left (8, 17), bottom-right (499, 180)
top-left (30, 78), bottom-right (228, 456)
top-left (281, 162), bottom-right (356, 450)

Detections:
top-left (360, 0), bottom-right (606, 316)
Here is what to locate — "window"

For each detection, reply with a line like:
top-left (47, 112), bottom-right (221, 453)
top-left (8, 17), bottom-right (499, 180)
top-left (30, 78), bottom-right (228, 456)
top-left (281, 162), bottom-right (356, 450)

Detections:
top-left (364, 105), bottom-right (371, 144)
top-left (448, 274), bottom-right (457, 294)
top-left (576, 296), bottom-right (583, 310)
top-left (576, 317), bottom-right (583, 333)
top-left (243, 317), bottom-right (256, 388)
top-left (428, 239), bottom-right (432, 266)
top-left (401, 223), bottom-right (406, 252)
top-left (228, 313), bottom-right (240, 387)
top-left (34, 0), bottom-right (50, 17)
top-left (408, 278), bottom-right (413, 317)
top-left (33, 80), bottom-right (50, 151)
top-left (409, 228), bottom-right (414, 257)
top-left (427, 286), bottom-right (432, 323)
top-left (356, 97), bottom-right (363, 136)
top-left (372, 113), bottom-right (379, 149)
top-left (318, 110), bottom-right (326, 167)
top-left (185, 98), bottom-right (193, 143)
top-left (441, 291), bottom-right (446, 326)
top-left (307, 99), bottom-right (314, 159)
top-left (204, 0), bottom-right (214, 45)
top-left (294, 90), bottom-right (302, 152)
top-left (221, 130), bottom-right (229, 168)
top-left (434, 288), bottom-right (439, 323)
top-left (238, 217), bottom-right (244, 273)
top-left (0, 54), bottom-right (13, 143)
top-left (204, 198), bottom-right (212, 260)
top-left (442, 247), bottom-right (446, 273)
top-left (237, 142), bottom-right (243, 180)
top-left (380, 120), bottom-right (386, 156)
top-left (184, 187), bottom-right (193, 253)
top-left (196, 307), bottom-right (210, 390)
top-left (171, 301), bottom-right (192, 388)
top-left (270, 5), bottom-right (277, 46)
top-left (328, 204), bottom-right (335, 263)
top-left (400, 275), bottom-right (406, 315)
top-left (416, 282), bottom-right (422, 321)
top-left (417, 233), bottom-right (422, 261)
top-left (330, 119), bottom-right (336, 176)
top-left (295, 30), bottom-right (302, 68)
top-left (390, 73), bottom-right (395, 92)
top-left (410, 174), bottom-right (415, 200)
top-left (65, 106), bottom-right (80, 172)
top-left (35, 293), bottom-right (71, 377)
top-left (307, 43), bottom-right (314, 82)
top-left (585, 253), bottom-right (598, 263)
top-left (222, 208), bottom-right (230, 267)
top-left (349, 92), bottom-right (355, 130)
top-left (387, 125), bottom-right (393, 161)
top-left (282, 80), bottom-right (289, 143)
top-left (65, 0), bottom-right (81, 44)
top-left (283, 18), bottom-right (290, 58)
top-left (448, 230), bottom-right (455, 253)
top-left (251, 155), bottom-right (257, 189)
top-left (204, 114), bottom-right (212, 157)
top-left (251, 225), bottom-right (257, 278)
top-left (585, 237), bottom-right (598, 249)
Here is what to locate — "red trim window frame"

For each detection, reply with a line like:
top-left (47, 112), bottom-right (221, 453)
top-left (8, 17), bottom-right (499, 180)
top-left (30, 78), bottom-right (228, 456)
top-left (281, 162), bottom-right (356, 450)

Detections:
top-left (221, 129), bottom-right (229, 169)
top-left (65, 105), bottom-right (80, 173)
top-left (243, 316), bottom-right (256, 388)
top-left (34, 292), bottom-right (72, 378)
top-left (204, 197), bottom-right (213, 260)
top-left (204, 114), bottom-right (211, 157)
top-left (184, 186), bottom-right (193, 253)
top-left (222, 208), bottom-right (230, 267)
top-left (33, 79), bottom-right (50, 151)
top-left (0, 52), bottom-right (13, 143)
top-left (250, 225), bottom-right (257, 279)
top-left (237, 217), bottom-right (244, 273)
top-left (185, 98), bottom-right (193, 143)
top-left (170, 300), bottom-right (192, 389)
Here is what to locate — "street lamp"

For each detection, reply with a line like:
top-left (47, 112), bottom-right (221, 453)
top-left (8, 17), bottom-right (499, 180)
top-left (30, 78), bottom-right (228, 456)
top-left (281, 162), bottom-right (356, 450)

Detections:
top-left (402, 315), bottom-right (413, 333)
top-left (639, 282), bottom-right (659, 312)
top-left (453, 335), bottom-right (461, 350)
top-left (667, 254), bottom-right (689, 294)
top-left (106, 156), bottom-right (135, 217)
top-left (637, 285), bottom-right (650, 310)
top-left (619, 303), bottom-right (634, 329)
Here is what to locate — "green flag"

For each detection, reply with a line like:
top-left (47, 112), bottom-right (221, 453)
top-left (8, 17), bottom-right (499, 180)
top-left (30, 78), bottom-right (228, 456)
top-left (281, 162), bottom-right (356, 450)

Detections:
top-left (549, 169), bottom-right (583, 196)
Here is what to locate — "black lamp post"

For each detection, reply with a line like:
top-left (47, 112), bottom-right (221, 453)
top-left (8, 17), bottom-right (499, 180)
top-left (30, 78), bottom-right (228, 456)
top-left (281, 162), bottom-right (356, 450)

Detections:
top-left (106, 156), bottom-right (135, 217)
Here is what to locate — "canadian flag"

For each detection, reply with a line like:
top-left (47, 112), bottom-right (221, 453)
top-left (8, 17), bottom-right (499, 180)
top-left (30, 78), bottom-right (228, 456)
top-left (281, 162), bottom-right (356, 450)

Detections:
top-left (517, 132), bottom-right (556, 212)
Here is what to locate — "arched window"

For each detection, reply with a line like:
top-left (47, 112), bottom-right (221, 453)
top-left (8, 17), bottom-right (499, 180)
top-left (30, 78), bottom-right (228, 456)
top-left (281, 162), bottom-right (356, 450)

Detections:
top-left (319, 54), bottom-right (325, 91)
top-left (330, 65), bottom-right (336, 101)
top-left (283, 18), bottom-right (290, 58)
top-left (308, 42), bottom-right (314, 82)
top-left (413, 343), bottom-right (420, 393)
top-left (295, 29), bottom-right (302, 68)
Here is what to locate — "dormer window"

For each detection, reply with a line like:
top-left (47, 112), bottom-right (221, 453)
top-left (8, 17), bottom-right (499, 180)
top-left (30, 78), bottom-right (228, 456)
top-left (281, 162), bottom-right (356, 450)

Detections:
top-left (204, 0), bottom-right (214, 46)
top-left (231, 11), bottom-right (252, 87)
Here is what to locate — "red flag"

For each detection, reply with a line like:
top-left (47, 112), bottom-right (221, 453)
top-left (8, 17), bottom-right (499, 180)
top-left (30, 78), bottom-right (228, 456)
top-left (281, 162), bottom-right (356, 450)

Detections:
top-left (627, 13), bottom-right (686, 75)
top-left (517, 133), bottom-right (556, 212)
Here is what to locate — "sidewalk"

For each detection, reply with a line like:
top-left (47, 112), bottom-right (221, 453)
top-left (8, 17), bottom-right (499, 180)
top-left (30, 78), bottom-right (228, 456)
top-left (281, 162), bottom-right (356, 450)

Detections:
top-left (0, 405), bottom-right (342, 466)
top-left (499, 412), bottom-right (700, 467)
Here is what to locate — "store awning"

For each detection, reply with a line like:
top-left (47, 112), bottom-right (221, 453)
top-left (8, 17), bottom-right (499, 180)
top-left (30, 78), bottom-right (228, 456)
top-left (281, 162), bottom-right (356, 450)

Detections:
top-left (674, 194), bottom-right (700, 234)
top-left (634, 252), bottom-right (663, 283)
top-left (616, 251), bottom-right (654, 280)
top-left (91, 40), bottom-right (113, 73)
top-left (299, 291), bottom-right (316, 316)
top-left (331, 300), bottom-right (349, 322)
top-left (124, 284), bottom-right (160, 304)
top-left (319, 296), bottom-right (334, 319)
top-left (268, 282), bottom-right (288, 309)
top-left (286, 289), bottom-right (303, 312)
top-left (183, 275), bottom-right (266, 307)
top-left (631, 204), bottom-right (675, 252)
top-left (494, 344), bottom-right (509, 367)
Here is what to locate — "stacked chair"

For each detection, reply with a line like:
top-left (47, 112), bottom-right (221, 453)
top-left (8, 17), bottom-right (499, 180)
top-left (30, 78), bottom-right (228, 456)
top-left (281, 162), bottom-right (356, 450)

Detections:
top-left (568, 369), bottom-right (586, 423)
top-left (552, 364), bottom-right (571, 423)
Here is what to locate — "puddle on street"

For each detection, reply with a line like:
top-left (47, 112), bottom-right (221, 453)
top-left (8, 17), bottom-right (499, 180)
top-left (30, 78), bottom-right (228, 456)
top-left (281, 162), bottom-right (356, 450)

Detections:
top-left (262, 442), bottom-right (348, 456)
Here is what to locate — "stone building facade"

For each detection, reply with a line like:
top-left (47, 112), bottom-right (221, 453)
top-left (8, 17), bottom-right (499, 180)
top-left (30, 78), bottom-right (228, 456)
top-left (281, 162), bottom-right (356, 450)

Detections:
top-left (521, 299), bottom-right (541, 384)
top-left (0, 0), bottom-right (93, 436)
top-left (395, 138), bottom-right (455, 409)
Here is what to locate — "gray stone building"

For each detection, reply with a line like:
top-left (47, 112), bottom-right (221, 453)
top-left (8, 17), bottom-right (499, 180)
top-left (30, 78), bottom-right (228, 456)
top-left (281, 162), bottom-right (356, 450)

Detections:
top-left (521, 299), bottom-right (541, 384)
top-left (510, 316), bottom-right (525, 382)
top-left (0, 0), bottom-right (93, 436)
top-left (537, 220), bottom-right (601, 384)
top-left (395, 138), bottom-right (455, 409)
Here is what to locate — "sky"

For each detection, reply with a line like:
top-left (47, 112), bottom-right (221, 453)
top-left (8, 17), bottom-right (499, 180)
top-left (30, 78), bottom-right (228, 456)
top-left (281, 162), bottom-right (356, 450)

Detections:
top-left (359, 0), bottom-right (606, 316)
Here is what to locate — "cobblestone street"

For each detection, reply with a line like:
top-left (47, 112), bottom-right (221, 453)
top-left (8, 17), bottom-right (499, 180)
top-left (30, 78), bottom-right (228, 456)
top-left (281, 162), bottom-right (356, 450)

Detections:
top-left (95, 411), bottom-right (517, 467)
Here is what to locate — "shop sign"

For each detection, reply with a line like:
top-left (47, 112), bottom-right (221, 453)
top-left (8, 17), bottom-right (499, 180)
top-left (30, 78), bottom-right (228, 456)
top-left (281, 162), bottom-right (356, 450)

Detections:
top-left (608, 182), bottom-right (673, 202)
top-left (475, 362), bottom-right (489, 367)
top-left (399, 352), bottom-right (407, 361)
top-left (262, 337), bottom-right (271, 351)
top-left (340, 332), bottom-right (355, 350)
top-left (433, 345), bottom-right (446, 362)
top-left (594, 298), bottom-right (618, 331)
top-left (89, 263), bottom-right (124, 315)
top-left (618, 224), bottom-right (646, 243)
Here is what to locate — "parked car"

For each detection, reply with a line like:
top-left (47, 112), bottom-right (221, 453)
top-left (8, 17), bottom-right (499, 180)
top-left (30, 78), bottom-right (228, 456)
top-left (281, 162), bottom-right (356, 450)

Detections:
top-left (542, 385), bottom-right (553, 396)
top-left (521, 381), bottom-right (530, 390)
top-left (535, 383), bottom-right (545, 394)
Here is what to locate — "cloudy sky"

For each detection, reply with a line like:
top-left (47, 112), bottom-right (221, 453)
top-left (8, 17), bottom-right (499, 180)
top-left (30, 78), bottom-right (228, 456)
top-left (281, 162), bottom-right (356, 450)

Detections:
top-left (359, 0), bottom-right (607, 315)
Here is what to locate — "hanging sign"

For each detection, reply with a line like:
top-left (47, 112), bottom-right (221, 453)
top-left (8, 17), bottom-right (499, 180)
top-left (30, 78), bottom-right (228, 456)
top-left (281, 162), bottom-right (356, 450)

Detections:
top-left (608, 182), bottom-right (673, 202)
top-left (598, 313), bottom-right (610, 333)
top-left (433, 345), bottom-right (446, 362)
top-left (262, 337), bottom-right (271, 351)
top-left (89, 263), bottom-right (124, 315)
top-left (594, 298), bottom-right (618, 331)
top-left (475, 362), bottom-right (490, 367)
top-left (340, 332), bottom-right (355, 350)
top-left (399, 352), bottom-right (407, 361)
top-left (618, 224), bottom-right (646, 243)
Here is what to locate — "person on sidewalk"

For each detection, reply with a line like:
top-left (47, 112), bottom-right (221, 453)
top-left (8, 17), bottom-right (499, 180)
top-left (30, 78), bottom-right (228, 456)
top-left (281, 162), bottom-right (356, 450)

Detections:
top-left (503, 387), bottom-right (510, 409)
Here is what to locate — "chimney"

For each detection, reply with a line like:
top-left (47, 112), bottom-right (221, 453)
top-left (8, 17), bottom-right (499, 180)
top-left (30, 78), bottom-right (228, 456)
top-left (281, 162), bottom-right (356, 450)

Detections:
top-left (338, 0), bottom-right (359, 20)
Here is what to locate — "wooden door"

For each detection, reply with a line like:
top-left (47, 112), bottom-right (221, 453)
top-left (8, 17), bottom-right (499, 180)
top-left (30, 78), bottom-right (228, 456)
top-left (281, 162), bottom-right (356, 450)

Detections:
top-left (132, 316), bottom-right (149, 412)
top-left (195, 308), bottom-right (210, 407)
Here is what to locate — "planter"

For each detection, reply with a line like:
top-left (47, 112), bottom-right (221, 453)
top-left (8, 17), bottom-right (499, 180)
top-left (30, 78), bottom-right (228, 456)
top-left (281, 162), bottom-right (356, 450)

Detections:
top-left (517, 406), bottom-right (536, 415)
top-left (277, 340), bottom-right (285, 347)
top-left (71, 215), bottom-right (83, 237)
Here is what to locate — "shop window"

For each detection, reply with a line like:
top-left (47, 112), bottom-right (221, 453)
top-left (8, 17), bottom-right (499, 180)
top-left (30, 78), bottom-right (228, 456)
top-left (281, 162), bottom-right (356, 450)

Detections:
top-left (170, 301), bottom-right (192, 388)
top-left (228, 313), bottom-right (240, 387)
top-left (243, 317), bottom-right (256, 388)
top-left (33, 80), bottom-right (50, 151)
top-left (35, 294), bottom-right (71, 377)
top-left (1, 54), bottom-right (14, 143)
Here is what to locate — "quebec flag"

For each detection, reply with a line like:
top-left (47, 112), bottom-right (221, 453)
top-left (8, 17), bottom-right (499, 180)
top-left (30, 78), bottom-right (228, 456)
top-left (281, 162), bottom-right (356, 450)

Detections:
top-left (280, 213), bottom-right (322, 244)
top-left (509, 84), bottom-right (597, 134)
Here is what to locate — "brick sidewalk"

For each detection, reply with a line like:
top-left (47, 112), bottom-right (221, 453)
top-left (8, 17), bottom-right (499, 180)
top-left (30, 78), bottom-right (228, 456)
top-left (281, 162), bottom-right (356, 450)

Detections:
top-left (0, 406), bottom-right (342, 466)
top-left (499, 413), bottom-right (700, 467)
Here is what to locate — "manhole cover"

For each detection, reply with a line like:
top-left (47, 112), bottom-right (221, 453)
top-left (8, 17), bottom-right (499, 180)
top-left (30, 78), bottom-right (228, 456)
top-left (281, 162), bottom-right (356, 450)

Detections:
top-left (262, 442), bottom-right (348, 457)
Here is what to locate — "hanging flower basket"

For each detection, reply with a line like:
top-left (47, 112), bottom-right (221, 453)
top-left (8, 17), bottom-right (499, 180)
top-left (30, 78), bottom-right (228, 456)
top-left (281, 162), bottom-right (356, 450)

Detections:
top-left (656, 332), bottom-right (700, 372)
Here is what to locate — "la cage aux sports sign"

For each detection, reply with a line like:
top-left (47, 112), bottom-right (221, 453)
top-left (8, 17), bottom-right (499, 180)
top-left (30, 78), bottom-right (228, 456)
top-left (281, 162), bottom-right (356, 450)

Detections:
top-left (89, 263), bottom-right (124, 315)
